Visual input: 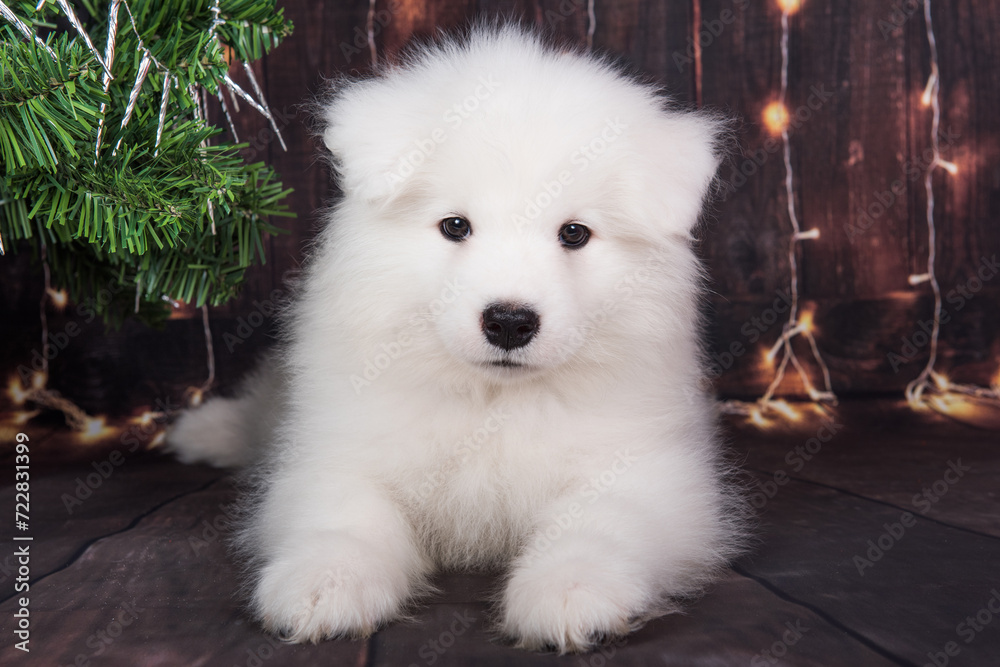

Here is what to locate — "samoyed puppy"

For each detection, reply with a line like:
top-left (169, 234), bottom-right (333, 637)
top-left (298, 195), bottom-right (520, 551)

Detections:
top-left (168, 25), bottom-right (746, 652)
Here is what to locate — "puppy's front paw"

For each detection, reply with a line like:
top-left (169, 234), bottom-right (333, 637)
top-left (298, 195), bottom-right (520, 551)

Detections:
top-left (501, 556), bottom-right (648, 653)
top-left (252, 532), bottom-right (420, 642)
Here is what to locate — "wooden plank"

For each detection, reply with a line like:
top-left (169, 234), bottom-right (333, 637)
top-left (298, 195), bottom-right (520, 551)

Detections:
top-left (706, 289), bottom-right (1000, 397)
top-left (699, 0), bottom-right (788, 299)
top-left (735, 398), bottom-right (1000, 538)
top-left (797, 0), bottom-right (910, 299)
top-left (904, 0), bottom-right (1000, 290)
top-left (592, 0), bottom-right (694, 101)
top-left (371, 570), bottom-right (901, 666)
top-left (740, 473), bottom-right (1000, 666)
top-left (6, 400), bottom-right (999, 664)
top-left (0, 478), bottom-right (367, 666)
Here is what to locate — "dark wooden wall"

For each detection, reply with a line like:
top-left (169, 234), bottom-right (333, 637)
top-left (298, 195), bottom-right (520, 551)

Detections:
top-left (1, 0), bottom-right (999, 412)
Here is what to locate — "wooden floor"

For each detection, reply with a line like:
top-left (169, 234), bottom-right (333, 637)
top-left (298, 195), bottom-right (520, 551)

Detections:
top-left (1, 399), bottom-right (998, 666)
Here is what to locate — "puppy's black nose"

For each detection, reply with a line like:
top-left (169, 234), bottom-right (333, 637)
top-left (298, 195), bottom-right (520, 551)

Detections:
top-left (482, 303), bottom-right (540, 351)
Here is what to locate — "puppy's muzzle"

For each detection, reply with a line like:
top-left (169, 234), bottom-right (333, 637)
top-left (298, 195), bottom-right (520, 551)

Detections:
top-left (482, 303), bottom-right (540, 351)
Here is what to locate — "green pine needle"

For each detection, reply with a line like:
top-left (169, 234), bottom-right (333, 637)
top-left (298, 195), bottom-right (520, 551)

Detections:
top-left (0, 0), bottom-right (294, 323)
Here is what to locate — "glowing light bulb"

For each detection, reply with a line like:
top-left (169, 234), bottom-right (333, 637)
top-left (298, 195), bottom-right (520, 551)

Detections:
top-left (777, 0), bottom-right (802, 14)
top-left (14, 411), bottom-right (38, 425)
top-left (46, 288), bottom-right (68, 310)
top-left (770, 399), bottom-right (801, 422)
top-left (7, 377), bottom-right (27, 406)
top-left (79, 417), bottom-right (105, 443)
top-left (763, 101), bottom-right (790, 135)
top-left (133, 410), bottom-right (159, 426)
top-left (749, 406), bottom-right (772, 429)
top-left (798, 309), bottom-right (815, 334)
top-left (938, 159), bottom-right (958, 175)
top-left (766, 336), bottom-right (785, 364)
top-left (77, 416), bottom-right (116, 444)
top-left (921, 75), bottom-right (936, 107)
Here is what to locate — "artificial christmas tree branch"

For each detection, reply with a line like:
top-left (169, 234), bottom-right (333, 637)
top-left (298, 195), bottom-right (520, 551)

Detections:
top-left (1, 0), bottom-right (294, 322)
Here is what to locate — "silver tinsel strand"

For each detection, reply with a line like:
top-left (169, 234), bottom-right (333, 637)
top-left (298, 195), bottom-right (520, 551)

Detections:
top-left (112, 49), bottom-right (151, 155)
top-left (154, 72), bottom-right (171, 155)
top-left (55, 0), bottom-right (111, 77)
top-left (217, 89), bottom-right (239, 142)
top-left (95, 0), bottom-right (122, 162)
top-left (241, 60), bottom-right (287, 151)
top-left (1, 0), bottom-right (58, 59)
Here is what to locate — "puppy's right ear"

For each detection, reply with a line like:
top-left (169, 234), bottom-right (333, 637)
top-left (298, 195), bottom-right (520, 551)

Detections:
top-left (632, 110), bottom-right (730, 241)
top-left (319, 78), bottom-right (430, 203)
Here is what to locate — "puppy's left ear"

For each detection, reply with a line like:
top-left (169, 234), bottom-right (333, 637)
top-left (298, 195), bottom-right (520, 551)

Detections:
top-left (634, 111), bottom-right (728, 240)
top-left (319, 78), bottom-right (430, 203)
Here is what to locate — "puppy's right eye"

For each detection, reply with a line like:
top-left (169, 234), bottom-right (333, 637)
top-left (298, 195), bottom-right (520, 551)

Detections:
top-left (440, 216), bottom-right (472, 242)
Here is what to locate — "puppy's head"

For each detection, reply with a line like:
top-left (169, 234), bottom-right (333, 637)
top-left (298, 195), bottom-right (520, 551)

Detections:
top-left (320, 27), bottom-right (727, 383)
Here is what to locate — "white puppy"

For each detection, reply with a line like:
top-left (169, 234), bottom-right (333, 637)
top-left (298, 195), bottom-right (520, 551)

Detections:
top-left (168, 26), bottom-right (747, 653)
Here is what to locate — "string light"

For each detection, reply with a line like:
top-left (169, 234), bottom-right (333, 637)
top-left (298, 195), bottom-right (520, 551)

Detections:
top-left (46, 287), bottom-right (68, 310)
top-left (366, 0), bottom-right (377, 65)
top-left (183, 303), bottom-right (217, 408)
top-left (2, 250), bottom-right (108, 435)
top-left (586, 0), bottom-right (596, 51)
top-left (76, 415), bottom-right (117, 444)
top-left (903, 0), bottom-right (1000, 418)
top-left (762, 101), bottom-right (789, 135)
top-left (2, 1), bottom-right (256, 440)
top-left (721, 0), bottom-right (837, 427)
top-left (776, 0), bottom-right (802, 15)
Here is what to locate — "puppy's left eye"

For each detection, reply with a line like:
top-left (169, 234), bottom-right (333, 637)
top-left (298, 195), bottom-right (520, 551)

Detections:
top-left (558, 222), bottom-right (590, 249)
top-left (440, 216), bottom-right (472, 242)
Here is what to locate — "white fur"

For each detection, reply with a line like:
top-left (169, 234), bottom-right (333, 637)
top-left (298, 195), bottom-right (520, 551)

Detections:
top-left (168, 26), bottom-right (746, 653)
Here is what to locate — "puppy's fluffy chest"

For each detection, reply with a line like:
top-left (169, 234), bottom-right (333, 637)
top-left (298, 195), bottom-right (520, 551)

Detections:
top-left (384, 399), bottom-right (585, 568)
